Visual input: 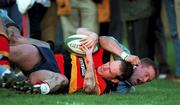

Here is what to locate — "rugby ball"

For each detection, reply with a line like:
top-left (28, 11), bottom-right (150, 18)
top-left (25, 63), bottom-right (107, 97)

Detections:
top-left (64, 34), bottom-right (99, 55)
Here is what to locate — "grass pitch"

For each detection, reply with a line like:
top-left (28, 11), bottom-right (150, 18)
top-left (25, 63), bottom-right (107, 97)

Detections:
top-left (0, 79), bottom-right (180, 105)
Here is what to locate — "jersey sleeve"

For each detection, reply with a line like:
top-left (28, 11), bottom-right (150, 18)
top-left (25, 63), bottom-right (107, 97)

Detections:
top-left (111, 81), bottom-right (132, 94)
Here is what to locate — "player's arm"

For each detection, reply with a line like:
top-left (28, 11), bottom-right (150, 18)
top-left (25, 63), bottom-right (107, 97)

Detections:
top-left (0, 9), bottom-right (50, 48)
top-left (7, 25), bottom-right (50, 49)
top-left (7, 24), bottom-right (50, 48)
top-left (99, 36), bottom-right (140, 65)
top-left (76, 28), bottom-right (98, 49)
top-left (80, 45), bottom-right (97, 94)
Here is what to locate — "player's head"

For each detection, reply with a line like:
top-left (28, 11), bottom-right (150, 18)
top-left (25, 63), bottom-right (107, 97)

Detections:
top-left (129, 58), bottom-right (158, 85)
top-left (97, 60), bottom-right (133, 83)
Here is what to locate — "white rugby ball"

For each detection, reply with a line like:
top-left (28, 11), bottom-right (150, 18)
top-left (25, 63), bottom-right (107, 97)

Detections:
top-left (64, 34), bottom-right (99, 55)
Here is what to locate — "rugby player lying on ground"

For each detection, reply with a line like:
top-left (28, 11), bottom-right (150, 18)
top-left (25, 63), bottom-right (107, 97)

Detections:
top-left (0, 9), bottom-right (158, 95)
top-left (0, 10), bottom-right (134, 95)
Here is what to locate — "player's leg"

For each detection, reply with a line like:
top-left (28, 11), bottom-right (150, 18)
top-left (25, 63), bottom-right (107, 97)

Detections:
top-left (28, 70), bottom-right (68, 94)
top-left (11, 70), bottom-right (68, 94)
top-left (8, 44), bottom-right (45, 93)
top-left (10, 44), bottom-right (68, 94)
top-left (10, 44), bottom-right (41, 71)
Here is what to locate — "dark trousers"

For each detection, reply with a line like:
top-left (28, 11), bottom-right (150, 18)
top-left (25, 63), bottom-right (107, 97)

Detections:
top-left (108, 0), bottom-right (123, 43)
top-left (126, 18), bottom-right (150, 58)
top-left (28, 3), bottom-right (48, 40)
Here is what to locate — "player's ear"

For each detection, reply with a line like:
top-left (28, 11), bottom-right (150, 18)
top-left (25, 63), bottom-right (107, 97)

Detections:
top-left (111, 79), bottom-right (119, 83)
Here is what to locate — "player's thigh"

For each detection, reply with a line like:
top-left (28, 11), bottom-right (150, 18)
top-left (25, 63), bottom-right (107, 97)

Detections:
top-left (10, 44), bottom-right (41, 69)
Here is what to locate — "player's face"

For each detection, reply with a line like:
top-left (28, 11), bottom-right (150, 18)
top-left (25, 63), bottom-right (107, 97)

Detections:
top-left (97, 61), bottom-right (122, 81)
top-left (129, 64), bottom-right (155, 85)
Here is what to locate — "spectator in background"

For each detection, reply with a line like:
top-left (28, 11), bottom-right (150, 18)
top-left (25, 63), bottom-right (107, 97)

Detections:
top-left (16, 0), bottom-right (51, 40)
top-left (40, 1), bottom-right (63, 52)
top-left (146, 0), bottom-right (180, 80)
top-left (163, 0), bottom-right (180, 81)
top-left (119, 0), bottom-right (154, 59)
top-left (175, 0), bottom-right (180, 40)
top-left (108, 0), bottom-right (124, 43)
top-left (28, 3), bottom-right (49, 39)
top-left (147, 0), bottom-right (171, 79)
top-left (96, 0), bottom-right (110, 36)
top-left (0, 0), bottom-right (22, 30)
top-left (56, 0), bottom-right (99, 39)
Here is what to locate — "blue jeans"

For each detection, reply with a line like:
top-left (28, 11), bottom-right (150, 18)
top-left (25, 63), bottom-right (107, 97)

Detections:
top-left (165, 0), bottom-right (180, 77)
top-left (3, 4), bottom-right (22, 30)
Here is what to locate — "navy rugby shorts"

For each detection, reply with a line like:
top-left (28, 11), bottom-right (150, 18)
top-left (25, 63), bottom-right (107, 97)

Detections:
top-left (22, 45), bottom-right (60, 76)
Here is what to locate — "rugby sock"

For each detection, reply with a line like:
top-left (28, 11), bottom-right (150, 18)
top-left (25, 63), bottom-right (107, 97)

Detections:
top-left (34, 81), bottom-right (50, 94)
top-left (0, 33), bottom-right (11, 79)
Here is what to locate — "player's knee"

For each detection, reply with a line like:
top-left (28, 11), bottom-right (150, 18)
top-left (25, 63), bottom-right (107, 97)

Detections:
top-left (56, 74), bottom-right (69, 88)
top-left (43, 73), bottom-right (68, 93)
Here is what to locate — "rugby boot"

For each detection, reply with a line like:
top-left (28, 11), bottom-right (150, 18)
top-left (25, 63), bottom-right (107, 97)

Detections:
top-left (2, 73), bottom-right (19, 88)
top-left (12, 80), bottom-right (41, 94)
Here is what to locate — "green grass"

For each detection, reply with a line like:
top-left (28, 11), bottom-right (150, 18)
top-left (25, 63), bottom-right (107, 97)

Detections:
top-left (167, 38), bottom-right (176, 73)
top-left (1, 80), bottom-right (180, 105)
top-left (0, 39), bottom-right (180, 105)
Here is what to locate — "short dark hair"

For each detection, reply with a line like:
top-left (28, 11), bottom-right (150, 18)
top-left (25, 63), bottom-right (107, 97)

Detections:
top-left (116, 61), bottom-right (133, 81)
top-left (141, 58), bottom-right (159, 78)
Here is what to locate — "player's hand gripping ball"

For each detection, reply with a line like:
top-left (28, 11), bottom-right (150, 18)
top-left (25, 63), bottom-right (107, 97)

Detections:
top-left (64, 34), bottom-right (99, 55)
